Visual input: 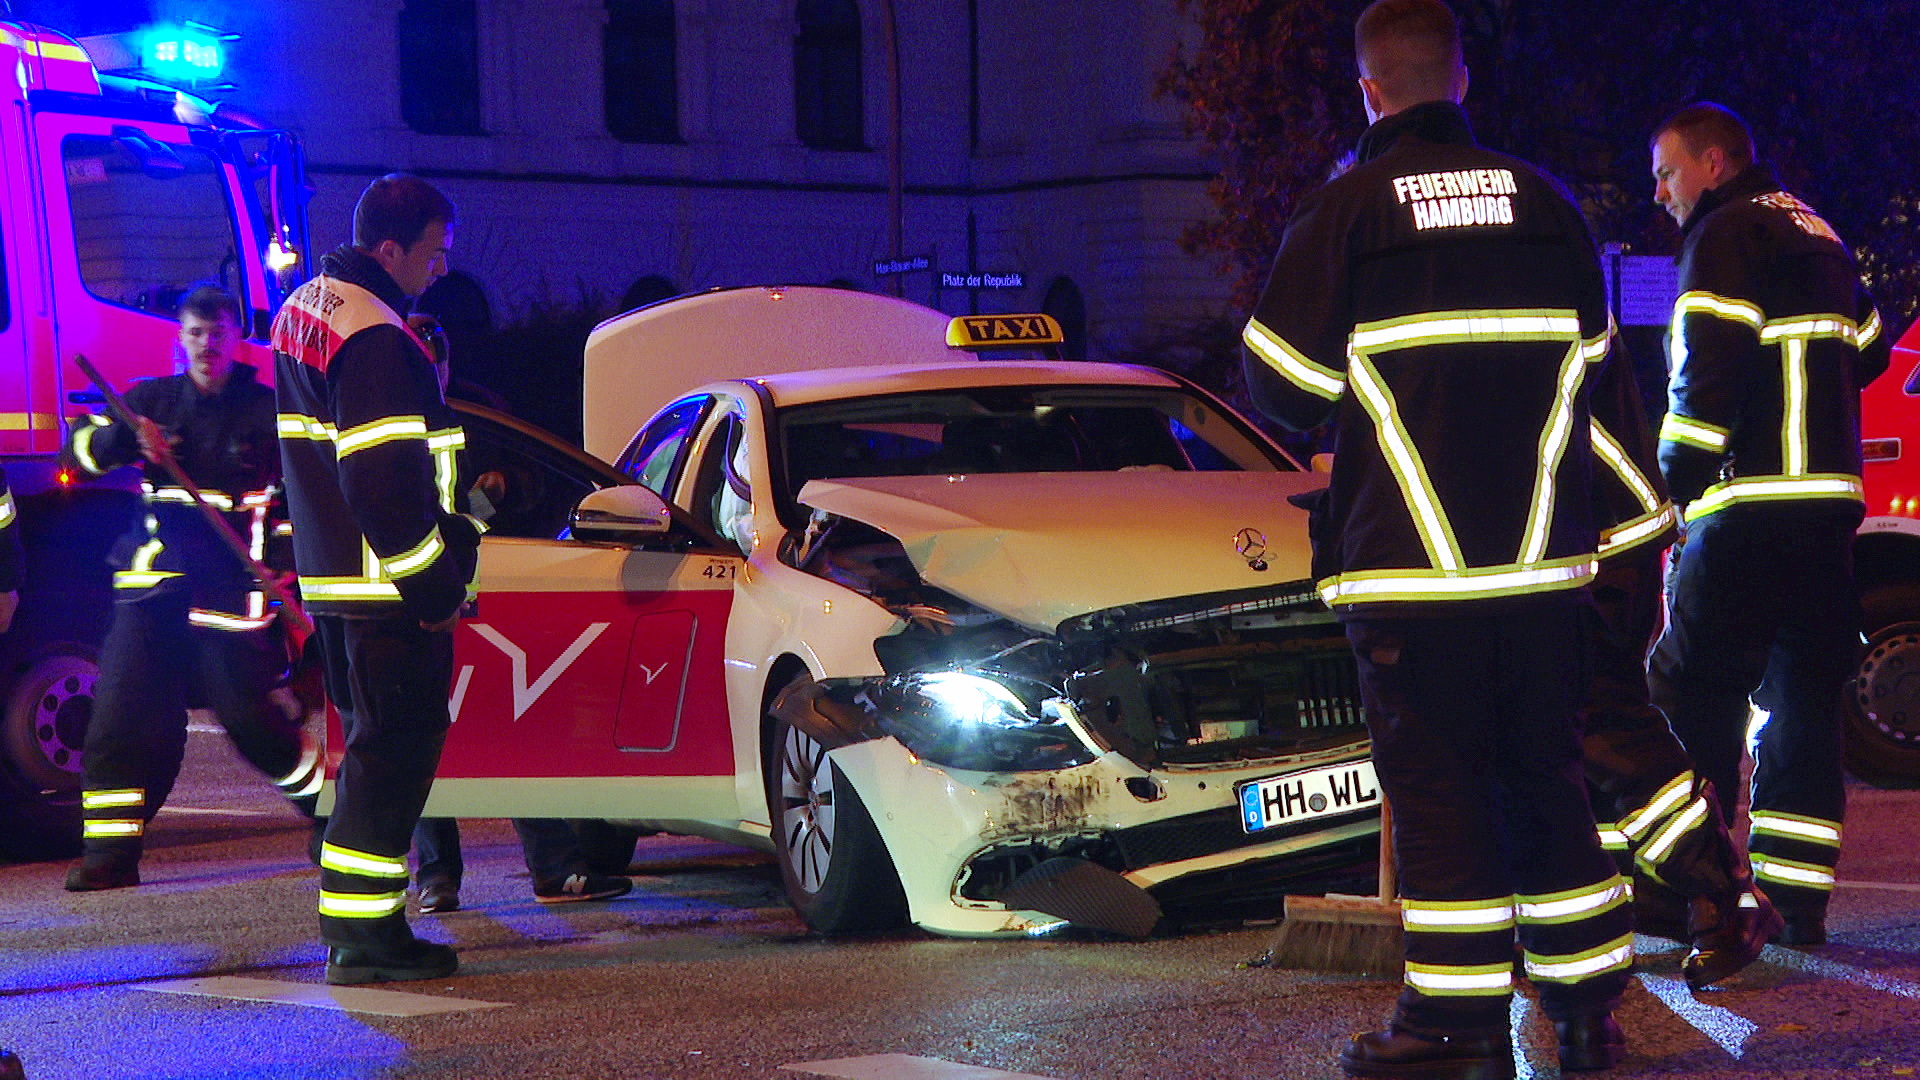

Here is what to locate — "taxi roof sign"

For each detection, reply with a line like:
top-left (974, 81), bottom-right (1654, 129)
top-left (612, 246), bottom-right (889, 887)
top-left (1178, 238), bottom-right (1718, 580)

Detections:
top-left (946, 313), bottom-right (1064, 350)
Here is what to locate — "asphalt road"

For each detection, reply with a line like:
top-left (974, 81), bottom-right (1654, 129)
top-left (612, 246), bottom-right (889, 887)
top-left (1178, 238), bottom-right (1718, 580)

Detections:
top-left (1, 725), bottom-right (1915, 1080)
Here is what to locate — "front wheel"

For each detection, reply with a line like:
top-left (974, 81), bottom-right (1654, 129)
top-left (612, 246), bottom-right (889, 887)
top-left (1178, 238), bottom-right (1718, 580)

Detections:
top-left (1845, 584), bottom-right (1920, 788)
top-left (765, 685), bottom-right (908, 934)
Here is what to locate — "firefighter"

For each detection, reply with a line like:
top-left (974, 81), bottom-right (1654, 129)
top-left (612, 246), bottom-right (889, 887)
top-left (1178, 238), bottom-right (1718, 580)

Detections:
top-left (1578, 345), bottom-right (1783, 988)
top-left (271, 174), bottom-right (479, 985)
top-left (1243, 3), bottom-right (1631, 1074)
top-left (1645, 103), bottom-right (1889, 948)
top-left (62, 286), bottom-right (319, 892)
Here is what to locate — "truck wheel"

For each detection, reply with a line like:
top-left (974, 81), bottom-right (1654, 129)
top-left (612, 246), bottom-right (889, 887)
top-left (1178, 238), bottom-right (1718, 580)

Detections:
top-left (765, 683), bottom-right (908, 934)
top-left (0, 643), bottom-right (97, 861)
top-left (1845, 585), bottom-right (1920, 789)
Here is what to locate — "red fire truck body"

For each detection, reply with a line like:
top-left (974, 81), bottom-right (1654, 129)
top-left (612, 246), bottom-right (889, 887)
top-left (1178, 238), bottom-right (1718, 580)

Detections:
top-left (0, 21), bottom-right (308, 857)
top-left (1851, 317), bottom-right (1920, 786)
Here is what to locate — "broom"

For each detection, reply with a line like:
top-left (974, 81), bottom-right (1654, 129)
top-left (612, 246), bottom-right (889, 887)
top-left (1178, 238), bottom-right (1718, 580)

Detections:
top-left (1256, 798), bottom-right (1404, 976)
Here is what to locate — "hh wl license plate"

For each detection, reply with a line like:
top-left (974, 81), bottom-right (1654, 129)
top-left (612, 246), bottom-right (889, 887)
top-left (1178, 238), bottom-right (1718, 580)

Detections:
top-left (1238, 759), bottom-right (1380, 834)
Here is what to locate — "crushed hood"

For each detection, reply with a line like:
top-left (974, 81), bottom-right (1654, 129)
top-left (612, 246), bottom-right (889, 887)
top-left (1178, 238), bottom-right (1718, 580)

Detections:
top-left (796, 471), bottom-right (1328, 632)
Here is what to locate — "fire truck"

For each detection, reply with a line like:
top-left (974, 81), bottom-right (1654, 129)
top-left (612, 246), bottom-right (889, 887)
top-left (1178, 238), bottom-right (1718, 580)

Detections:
top-left (0, 20), bottom-right (310, 859)
top-left (1852, 317), bottom-right (1920, 787)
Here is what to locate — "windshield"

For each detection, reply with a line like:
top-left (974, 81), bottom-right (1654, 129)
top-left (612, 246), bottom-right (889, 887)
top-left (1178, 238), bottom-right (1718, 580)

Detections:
top-left (62, 134), bottom-right (244, 322)
top-left (779, 385), bottom-right (1290, 497)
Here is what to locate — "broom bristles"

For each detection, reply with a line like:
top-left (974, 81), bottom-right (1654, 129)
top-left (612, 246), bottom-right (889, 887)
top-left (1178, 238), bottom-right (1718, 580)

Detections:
top-left (1259, 893), bottom-right (1404, 978)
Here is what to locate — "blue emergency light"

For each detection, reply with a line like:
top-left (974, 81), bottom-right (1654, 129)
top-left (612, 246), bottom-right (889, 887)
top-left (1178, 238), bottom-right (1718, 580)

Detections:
top-left (140, 23), bottom-right (225, 81)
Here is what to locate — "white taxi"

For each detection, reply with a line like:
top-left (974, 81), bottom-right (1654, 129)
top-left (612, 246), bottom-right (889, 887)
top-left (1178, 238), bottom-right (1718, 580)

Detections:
top-left (407, 287), bottom-right (1379, 938)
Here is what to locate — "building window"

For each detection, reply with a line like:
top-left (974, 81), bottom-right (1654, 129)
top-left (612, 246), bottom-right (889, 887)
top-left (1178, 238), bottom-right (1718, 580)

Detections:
top-left (795, 0), bottom-right (863, 150)
top-left (1042, 276), bottom-right (1088, 359)
top-left (399, 0), bottom-right (484, 135)
top-left (605, 0), bottom-right (679, 143)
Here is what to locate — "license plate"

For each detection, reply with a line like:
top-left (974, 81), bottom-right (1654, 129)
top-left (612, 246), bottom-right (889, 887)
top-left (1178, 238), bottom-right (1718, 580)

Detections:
top-left (1238, 759), bottom-right (1380, 833)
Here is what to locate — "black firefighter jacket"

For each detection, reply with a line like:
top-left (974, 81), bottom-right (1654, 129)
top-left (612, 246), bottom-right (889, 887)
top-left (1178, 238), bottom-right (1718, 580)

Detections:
top-left (270, 246), bottom-right (481, 623)
top-left (1659, 165), bottom-right (1889, 522)
top-left (66, 363), bottom-right (285, 628)
top-left (1242, 102), bottom-right (1633, 615)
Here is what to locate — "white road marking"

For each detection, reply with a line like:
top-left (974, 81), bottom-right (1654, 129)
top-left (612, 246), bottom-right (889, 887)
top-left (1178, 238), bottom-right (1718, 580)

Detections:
top-left (156, 806), bottom-right (272, 817)
top-left (133, 976), bottom-right (510, 1017)
top-left (1760, 945), bottom-right (1920, 999)
top-left (1836, 880), bottom-right (1920, 894)
top-left (1509, 994), bottom-right (1547, 1079)
top-left (1635, 971), bottom-right (1758, 1058)
top-left (783, 1055), bottom-right (1057, 1080)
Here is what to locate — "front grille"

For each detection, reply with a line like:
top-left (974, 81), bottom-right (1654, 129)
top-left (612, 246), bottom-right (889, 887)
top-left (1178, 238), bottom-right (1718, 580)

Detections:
top-left (1149, 834), bottom-right (1380, 923)
top-left (1109, 800), bottom-right (1377, 871)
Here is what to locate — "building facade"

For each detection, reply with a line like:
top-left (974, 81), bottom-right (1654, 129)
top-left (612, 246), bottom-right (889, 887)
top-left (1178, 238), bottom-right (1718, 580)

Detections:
top-left (36, 0), bottom-right (1233, 362)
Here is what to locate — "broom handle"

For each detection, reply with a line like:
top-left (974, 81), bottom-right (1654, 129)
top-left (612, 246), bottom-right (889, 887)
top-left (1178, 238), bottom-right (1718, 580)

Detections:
top-left (1376, 796), bottom-right (1396, 902)
top-left (73, 354), bottom-right (313, 637)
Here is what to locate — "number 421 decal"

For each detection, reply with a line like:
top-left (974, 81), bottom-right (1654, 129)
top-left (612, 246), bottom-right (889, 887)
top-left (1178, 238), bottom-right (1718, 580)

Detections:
top-left (701, 561), bottom-right (737, 580)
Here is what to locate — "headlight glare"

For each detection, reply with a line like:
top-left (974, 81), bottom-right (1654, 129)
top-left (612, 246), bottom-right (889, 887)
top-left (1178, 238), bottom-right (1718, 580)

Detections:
top-left (869, 670), bottom-right (1096, 772)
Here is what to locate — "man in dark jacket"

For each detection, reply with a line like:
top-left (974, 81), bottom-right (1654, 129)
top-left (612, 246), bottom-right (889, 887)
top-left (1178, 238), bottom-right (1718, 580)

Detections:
top-left (63, 286), bottom-right (319, 892)
top-left (1242, 3), bottom-right (1630, 1075)
top-left (1646, 103), bottom-right (1889, 948)
top-left (272, 174), bottom-right (481, 984)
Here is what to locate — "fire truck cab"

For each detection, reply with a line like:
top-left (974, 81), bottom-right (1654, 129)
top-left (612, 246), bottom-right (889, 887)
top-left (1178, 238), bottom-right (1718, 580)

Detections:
top-left (0, 20), bottom-right (309, 859)
top-left (1852, 319), bottom-right (1920, 787)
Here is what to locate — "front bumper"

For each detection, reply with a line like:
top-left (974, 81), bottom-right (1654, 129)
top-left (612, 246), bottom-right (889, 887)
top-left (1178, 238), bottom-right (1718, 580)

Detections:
top-left (827, 736), bottom-right (1379, 938)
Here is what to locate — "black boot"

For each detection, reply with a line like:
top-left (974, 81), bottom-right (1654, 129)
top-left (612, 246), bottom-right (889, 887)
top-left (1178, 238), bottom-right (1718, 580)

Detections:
top-left (63, 857), bottom-right (140, 892)
top-left (1683, 887), bottom-right (1783, 988)
top-left (325, 938), bottom-right (459, 985)
top-left (1773, 908), bottom-right (1828, 947)
top-left (1553, 1013), bottom-right (1625, 1072)
top-left (1339, 1024), bottom-right (1515, 1080)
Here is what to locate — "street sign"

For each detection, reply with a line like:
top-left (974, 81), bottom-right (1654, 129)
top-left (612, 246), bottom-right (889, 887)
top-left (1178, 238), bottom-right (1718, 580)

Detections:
top-left (873, 255), bottom-right (930, 276)
top-left (940, 271), bottom-right (1024, 290)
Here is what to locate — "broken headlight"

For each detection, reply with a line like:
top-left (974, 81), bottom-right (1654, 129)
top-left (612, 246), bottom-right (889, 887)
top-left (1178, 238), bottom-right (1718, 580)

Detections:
top-left (868, 671), bottom-right (1096, 773)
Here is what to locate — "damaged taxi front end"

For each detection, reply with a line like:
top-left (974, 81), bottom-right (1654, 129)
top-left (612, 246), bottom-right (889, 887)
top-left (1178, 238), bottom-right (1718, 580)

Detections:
top-left (772, 471), bottom-right (1381, 938)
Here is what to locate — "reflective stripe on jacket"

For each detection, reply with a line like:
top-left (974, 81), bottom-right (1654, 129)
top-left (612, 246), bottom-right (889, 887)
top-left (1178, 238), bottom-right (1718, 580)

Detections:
top-left (1659, 166), bottom-right (1890, 522)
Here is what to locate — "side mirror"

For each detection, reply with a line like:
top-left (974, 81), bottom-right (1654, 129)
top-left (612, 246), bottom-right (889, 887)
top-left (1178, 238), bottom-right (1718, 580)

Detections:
top-left (570, 485), bottom-right (673, 543)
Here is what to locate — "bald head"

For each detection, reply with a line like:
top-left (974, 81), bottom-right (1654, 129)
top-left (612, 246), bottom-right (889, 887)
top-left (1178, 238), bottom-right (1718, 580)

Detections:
top-left (1355, 0), bottom-right (1466, 121)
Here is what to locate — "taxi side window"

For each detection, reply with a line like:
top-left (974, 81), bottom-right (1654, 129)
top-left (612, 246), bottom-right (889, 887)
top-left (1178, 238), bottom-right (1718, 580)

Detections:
top-left (689, 413), bottom-right (754, 554)
top-left (619, 396), bottom-right (711, 495)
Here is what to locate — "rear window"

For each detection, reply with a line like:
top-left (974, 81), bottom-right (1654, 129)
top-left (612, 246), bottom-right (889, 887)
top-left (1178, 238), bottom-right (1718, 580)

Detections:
top-left (779, 385), bottom-right (1288, 496)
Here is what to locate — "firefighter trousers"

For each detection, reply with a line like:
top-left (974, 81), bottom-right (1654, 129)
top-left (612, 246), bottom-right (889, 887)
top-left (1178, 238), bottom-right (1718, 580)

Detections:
top-left (1648, 504), bottom-right (1858, 921)
top-left (1346, 606), bottom-right (1631, 1037)
top-left (312, 614), bottom-right (453, 950)
top-left (1580, 552), bottom-right (1746, 903)
top-left (78, 595), bottom-right (318, 866)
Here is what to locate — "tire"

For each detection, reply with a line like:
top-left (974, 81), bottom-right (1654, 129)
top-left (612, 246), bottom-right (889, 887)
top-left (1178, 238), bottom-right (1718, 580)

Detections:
top-left (765, 681), bottom-right (908, 934)
top-left (0, 643), bottom-right (98, 862)
top-left (1845, 583), bottom-right (1920, 789)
